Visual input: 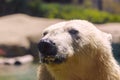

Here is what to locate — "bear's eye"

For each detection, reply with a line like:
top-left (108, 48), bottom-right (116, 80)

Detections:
top-left (43, 32), bottom-right (48, 36)
top-left (68, 29), bottom-right (80, 40)
top-left (68, 29), bottom-right (79, 35)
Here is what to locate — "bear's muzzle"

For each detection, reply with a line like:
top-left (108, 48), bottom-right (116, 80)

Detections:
top-left (38, 39), bottom-right (67, 64)
top-left (38, 39), bottom-right (57, 56)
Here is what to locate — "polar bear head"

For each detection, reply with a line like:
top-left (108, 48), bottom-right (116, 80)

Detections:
top-left (38, 20), bottom-right (112, 64)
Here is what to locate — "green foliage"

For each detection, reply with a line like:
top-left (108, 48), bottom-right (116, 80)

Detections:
top-left (0, 0), bottom-right (120, 23)
top-left (30, 3), bottom-right (120, 24)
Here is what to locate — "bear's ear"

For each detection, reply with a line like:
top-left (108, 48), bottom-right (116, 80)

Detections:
top-left (108, 34), bottom-right (112, 41)
top-left (103, 32), bottom-right (112, 42)
top-left (107, 33), bottom-right (112, 42)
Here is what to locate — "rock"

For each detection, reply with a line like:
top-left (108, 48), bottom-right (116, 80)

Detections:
top-left (0, 14), bottom-right (64, 48)
top-left (0, 55), bottom-right (33, 66)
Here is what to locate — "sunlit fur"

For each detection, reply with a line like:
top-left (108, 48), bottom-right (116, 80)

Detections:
top-left (38, 20), bottom-right (120, 80)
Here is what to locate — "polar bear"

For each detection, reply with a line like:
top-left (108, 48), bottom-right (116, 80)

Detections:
top-left (37, 20), bottom-right (120, 80)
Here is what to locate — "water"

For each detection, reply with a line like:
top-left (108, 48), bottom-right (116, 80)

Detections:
top-left (0, 63), bottom-right (38, 80)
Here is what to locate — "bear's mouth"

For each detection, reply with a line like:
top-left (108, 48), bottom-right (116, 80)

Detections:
top-left (39, 55), bottom-right (67, 64)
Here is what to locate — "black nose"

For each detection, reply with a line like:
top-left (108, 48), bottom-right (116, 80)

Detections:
top-left (38, 39), bottom-right (57, 56)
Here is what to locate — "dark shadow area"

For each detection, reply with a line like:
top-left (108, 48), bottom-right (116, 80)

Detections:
top-left (27, 41), bottom-right (39, 62)
top-left (0, 0), bottom-right (30, 16)
top-left (0, 45), bottom-right (28, 57)
top-left (0, 43), bottom-right (39, 62)
top-left (112, 43), bottom-right (120, 63)
top-left (14, 61), bottom-right (22, 66)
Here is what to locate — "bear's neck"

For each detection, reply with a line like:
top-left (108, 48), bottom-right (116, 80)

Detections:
top-left (92, 51), bottom-right (120, 80)
top-left (47, 52), bottom-right (120, 80)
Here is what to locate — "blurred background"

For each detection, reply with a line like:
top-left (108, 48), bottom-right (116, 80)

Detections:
top-left (0, 0), bottom-right (120, 80)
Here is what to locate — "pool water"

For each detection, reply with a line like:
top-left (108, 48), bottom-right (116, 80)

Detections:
top-left (0, 63), bottom-right (38, 80)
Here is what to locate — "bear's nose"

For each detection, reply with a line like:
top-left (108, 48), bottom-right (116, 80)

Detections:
top-left (38, 39), bottom-right (57, 56)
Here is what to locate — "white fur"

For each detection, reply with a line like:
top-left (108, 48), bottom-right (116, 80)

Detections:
top-left (39, 20), bottom-right (120, 80)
